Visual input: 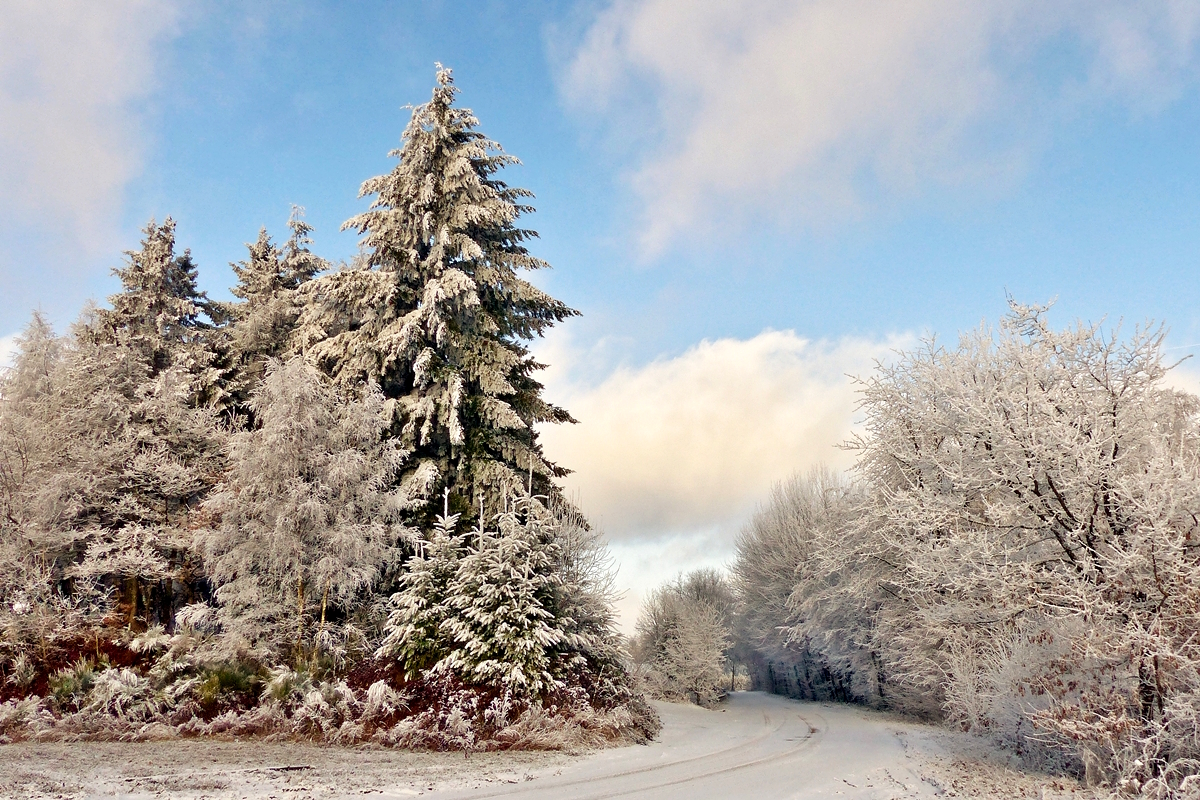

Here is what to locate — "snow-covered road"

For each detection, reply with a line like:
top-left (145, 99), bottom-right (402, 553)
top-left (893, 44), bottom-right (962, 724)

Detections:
top-left (435, 692), bottom-right (944, 800)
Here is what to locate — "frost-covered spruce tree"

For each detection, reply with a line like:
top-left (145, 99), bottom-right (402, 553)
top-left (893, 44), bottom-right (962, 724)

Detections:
top-left (95, 218), bottom-right (223, 402)
top-left (376, 502), bottom-right (463, 679)
top-left (222, 209), bottom-right (325, 421)
top-left (35, 221), bottom-right (228, 630)
top-left (295, 66), bottom-right (577, 520)
top-left (202, 357), bottom-right (412, 664)
top-left (438, 494), bottom-right (564, 699)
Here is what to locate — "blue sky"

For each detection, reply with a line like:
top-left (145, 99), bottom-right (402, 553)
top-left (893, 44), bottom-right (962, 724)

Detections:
top-left (4, 1), bottom-right (1200, 626)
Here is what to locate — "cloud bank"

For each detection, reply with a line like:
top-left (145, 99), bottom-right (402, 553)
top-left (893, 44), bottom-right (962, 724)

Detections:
top-left (562, 0), bottom-right (1200, 255)
top-left (536, 329), bottom-right (910, 629)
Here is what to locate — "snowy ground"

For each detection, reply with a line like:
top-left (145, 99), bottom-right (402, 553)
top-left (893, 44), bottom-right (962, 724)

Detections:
top-left (0, 692), bottom-right (1099, 799)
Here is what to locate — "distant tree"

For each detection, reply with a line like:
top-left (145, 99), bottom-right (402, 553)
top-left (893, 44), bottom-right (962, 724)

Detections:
top-left (634, 569), bottom-right (732, 706)
top-left (295, 66), bottom-right (577, 522)
top-left (729, 467), bottom-right (895, 707)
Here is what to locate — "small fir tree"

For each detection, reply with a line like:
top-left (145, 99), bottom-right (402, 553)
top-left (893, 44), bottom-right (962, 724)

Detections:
top-left (438, 493), bottom-right (564, 698)
top-left (376, 498), bottom-right (462, 680)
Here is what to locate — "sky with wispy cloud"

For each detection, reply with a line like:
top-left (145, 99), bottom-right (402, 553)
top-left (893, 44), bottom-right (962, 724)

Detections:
top-left (4, 1), bottom-right (1200, 628)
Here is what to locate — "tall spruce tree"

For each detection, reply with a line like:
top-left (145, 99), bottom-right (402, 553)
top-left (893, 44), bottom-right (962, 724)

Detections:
top-left (295, 67), bottom-right (577, 520)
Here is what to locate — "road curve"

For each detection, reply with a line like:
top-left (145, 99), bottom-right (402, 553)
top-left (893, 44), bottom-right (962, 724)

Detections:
top-left (432, 692), bottom-right (940, 800)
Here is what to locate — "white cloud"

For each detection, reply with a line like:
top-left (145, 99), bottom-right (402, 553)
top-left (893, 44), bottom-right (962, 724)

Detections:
top-left (0, 332), bottom-right (18, 371)
top-left (561, 0), bottom-right (1200, 255)
top-left (0, 1), bottom-right (180, 251)
top-left (535, 328), bottom-right (911, 632)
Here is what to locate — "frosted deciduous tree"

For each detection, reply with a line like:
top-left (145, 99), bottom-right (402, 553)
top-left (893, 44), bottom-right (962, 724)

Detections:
top-left (202, 357), bottom-right (411, 664)
top-left (851, 301), bottom-right (1200, 792)
top-left (0, 316), bottom-right (106, 676)
top-left (635, 569), bottom-right (733, 706)
top-left (730, 467), bottom-right (886, 705)
top-left (548, 507), bottom-right (627, 693)
top-left (0, 313), bottom-right (64, 538)
top-left (295, 67), bottom-right (577, 521)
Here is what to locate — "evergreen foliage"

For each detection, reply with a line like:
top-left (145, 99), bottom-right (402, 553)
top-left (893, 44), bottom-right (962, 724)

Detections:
top-left (377, 503), bottom-right (462, 680)
top-left (0, 67), bottom-right (653, 753)
top-left (439, 495), bottom-right (564, 698)
top-left (222, 209), bottom-right (325, 421)
top-left (95, 218), bottom-right (222, 401)
top-left (295, 66), bottom-right (577, 520)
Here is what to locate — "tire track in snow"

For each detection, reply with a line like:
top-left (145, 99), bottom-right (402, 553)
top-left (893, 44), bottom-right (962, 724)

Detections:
top-left (434, 694), bottom-right (824, 800)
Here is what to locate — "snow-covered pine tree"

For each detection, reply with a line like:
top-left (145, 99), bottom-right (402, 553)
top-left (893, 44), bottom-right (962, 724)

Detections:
top-left (202, 357), bottom-right (411, 664)
top-left (222, 208), bottom-right (325, 421)
top-left (438, 493), bottom-right (564, 699)
top-left (66, 220), bottom-right (226, 629)
top-left (376, 501), bottom-right (463, 680)
top-left (95, 218), bottom-right (223, 403)
top-left (295, 66), bottom-right (577, 521)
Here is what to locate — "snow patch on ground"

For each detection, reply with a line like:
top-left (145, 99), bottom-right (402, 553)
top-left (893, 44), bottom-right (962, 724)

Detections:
top-left (900, 726), bottom-right (1099, 799)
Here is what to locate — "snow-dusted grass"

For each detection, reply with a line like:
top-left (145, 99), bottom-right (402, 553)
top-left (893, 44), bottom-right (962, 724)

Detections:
top-left (0, 739), bottom-right (571, 799)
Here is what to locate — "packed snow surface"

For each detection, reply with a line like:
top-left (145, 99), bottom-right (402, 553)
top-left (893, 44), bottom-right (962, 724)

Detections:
top-left (1, 692), bottom-right (1094, 799)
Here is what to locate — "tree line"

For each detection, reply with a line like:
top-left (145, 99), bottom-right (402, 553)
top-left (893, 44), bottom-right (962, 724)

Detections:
top-left (0, 68), bottom-right (656, 749)
top-left (636, 302), bottom-right (1200, 798)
